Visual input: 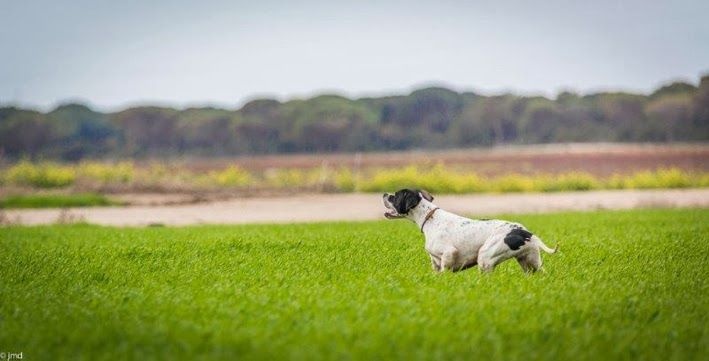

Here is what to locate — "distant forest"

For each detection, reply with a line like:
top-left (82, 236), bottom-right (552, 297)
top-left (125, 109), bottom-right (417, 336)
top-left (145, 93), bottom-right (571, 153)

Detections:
top-left (1, 75), bottom-right (708, 160)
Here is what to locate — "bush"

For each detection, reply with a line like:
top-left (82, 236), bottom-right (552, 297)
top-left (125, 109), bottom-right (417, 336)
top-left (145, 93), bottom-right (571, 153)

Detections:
top-left (359, 164), bottom-right (486, 193)
top-left (1, 161), bottom-right (707, 194)
top-left (540, 172), bottom-right (600, 192)
top-left (490, 174), bottom-right (536, 193)
top-left (77, 161), bottom-right (134, 184)
top-left (208, 166), bottom-right (253, 187)
top-left (334, 168), bottom-right (357, 192)
top-left (4, 161), bottom-right (76, 188)
top-left (611, 168), bottom-right (692, 189)
top-left (355, 166), bottom-right (705, 194)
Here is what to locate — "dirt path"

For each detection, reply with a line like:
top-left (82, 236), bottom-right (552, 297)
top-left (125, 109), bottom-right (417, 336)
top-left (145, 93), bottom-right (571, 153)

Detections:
top-left (3, 189), bottom-right (708, 226)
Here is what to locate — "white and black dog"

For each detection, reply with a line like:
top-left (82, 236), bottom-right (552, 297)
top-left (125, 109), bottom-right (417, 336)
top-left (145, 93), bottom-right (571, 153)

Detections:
top-left (383, 189), bottom-right (557, 273)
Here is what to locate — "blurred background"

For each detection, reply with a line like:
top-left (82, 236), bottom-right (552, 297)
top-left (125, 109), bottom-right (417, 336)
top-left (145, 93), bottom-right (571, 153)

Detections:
top-left (1, 0), bottom-right (708, 213)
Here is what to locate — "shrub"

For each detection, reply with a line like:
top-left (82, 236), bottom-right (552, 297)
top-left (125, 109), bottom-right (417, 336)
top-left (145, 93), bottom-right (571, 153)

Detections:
top-left (490, 174), bottom-right (536, 193)
top-left (622, 168), bottom-right (692, 189)
top-left (208, 166), bottom-right (253, 187)
top-left (540, 172), bottom-right (600, 192)
top-left (359, 165), bottom-right (417, 192)
top-left (1, 161), bottom-right (706, 194)
top-left (78, 161), bottom-right (134, 183)
top-left (334, 168), bottom-right (357, 192)
top-left (357, 164), bottom-right (486, 193)
top-left (355, 166), bottom-right (708, 194)
top-left (266, 169), bottom-right (306, 188)
top-left (4, 161), bottom-right (76, 188)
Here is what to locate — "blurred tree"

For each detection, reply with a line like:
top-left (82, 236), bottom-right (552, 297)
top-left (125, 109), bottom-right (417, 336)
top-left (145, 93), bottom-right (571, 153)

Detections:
top-left (176, 107), bottom-right (237, 155)
top-left (592, 93), bottom-right (647, 141)
top-left (111, 107), bottom-right (179, 156)
top-left (692, 75), bottom-right (709, 140)
top-left (283, 95), bottom-right (377, 152)
top-left (646, 94), bottom-right (694, 141)
top-left (479, 95), bottom-right (524, 144)
top-left (650, 81), bottom-right (697, 99)
top-left (47, 103), bottom-right (116, 160)
top-left (0, 75), bottom-right (707, 160)
top-left (519, 97), bottom-right (561, 143)
top-left (0, 108), bottom-right (51, 159)
top-left (449, 97), bottom-right (493, 146)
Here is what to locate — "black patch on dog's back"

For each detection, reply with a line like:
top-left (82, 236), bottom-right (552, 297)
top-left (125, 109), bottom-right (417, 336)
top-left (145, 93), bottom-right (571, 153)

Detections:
top-left (504, 228), bottom-right (533, 250)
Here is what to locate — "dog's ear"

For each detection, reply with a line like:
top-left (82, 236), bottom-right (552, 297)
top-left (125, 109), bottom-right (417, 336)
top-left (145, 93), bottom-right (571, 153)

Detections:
top-left (419, 189), bottom-right (434, 202)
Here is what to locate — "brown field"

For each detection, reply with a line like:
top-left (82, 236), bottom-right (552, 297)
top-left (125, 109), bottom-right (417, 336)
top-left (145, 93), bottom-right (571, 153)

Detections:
top-left (167, 143), bottom-right (709, 177)
top-left (1, 143), bottom-right (707, 207)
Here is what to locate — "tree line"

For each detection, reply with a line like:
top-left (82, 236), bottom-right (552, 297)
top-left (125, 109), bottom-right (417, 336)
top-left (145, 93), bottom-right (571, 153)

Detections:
top-left (1, 75), bottom-right (708, 160)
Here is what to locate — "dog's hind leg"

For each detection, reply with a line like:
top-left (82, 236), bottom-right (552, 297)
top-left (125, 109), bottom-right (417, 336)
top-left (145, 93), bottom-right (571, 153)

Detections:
top-left (477, 238), bottom-right (510, 273)
top-left (516, 249), bottom-right (542, 273)
top-left (477, 252), bottom-right (506, 273)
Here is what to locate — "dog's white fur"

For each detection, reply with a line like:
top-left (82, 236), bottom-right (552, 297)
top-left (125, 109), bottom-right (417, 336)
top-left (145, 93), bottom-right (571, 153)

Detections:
top-left (383, 191), bottom-right (557, 273)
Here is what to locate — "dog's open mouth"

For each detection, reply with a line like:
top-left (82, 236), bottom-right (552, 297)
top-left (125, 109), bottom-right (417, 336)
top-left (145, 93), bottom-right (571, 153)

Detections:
top-left (384, 210), bottom-right (403, 219)
top-left (382, 194), bottom-right (404, 219)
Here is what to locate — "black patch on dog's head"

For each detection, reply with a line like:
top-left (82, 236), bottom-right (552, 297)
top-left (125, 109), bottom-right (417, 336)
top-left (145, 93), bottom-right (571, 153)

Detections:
top-left (504, 228), bottom-right (533, 250)
top-left (391, 189), bottom-right (422, 215)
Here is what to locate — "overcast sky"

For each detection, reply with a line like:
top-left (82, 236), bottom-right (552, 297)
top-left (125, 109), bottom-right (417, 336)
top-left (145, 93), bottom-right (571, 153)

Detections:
top-left (1, 0), bottom-right (708, 111)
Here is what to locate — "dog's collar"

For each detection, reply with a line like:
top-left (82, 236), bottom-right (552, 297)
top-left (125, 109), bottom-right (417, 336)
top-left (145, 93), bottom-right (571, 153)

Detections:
top-left (420, 207), bottom-right (440, 233)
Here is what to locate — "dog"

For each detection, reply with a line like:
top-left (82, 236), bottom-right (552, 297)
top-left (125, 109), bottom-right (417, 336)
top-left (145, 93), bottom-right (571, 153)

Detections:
top-left (382, 188), bottom-right (557, 273)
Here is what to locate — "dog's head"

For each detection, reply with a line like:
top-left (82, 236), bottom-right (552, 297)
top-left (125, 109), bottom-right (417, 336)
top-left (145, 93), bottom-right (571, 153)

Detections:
top-left (382, 189), bottom-right (434, 219)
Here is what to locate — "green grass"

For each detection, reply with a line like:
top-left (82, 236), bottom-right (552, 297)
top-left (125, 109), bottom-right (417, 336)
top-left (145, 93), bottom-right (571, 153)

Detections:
top-left (1, 209), bottom-right (708, 360)
top-left (0, 193), bottom-right (115, 209)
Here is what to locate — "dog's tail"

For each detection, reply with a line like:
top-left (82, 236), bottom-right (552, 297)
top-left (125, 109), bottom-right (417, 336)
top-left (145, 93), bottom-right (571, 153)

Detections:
top-left (534, 236), bottom-right (559, 254)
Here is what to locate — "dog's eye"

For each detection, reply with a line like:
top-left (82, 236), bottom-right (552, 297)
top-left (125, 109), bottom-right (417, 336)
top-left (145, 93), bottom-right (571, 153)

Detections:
top-left (388, 195), bottom-right (394, 202)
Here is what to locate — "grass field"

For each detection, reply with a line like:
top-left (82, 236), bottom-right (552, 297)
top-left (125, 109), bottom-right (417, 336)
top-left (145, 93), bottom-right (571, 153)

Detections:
top-left (0, 193), bottom-right (115, 209)
top-left (1, 209), bottom-right (708, 360)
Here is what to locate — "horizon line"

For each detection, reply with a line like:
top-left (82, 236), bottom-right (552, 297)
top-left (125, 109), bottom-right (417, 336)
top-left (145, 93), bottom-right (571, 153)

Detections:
top-left (1, 74), bottom-right (705, 114)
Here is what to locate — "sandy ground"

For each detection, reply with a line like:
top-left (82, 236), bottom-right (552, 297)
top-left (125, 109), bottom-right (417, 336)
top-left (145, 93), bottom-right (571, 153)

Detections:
top-left (3, 189), bottom-right (708, 226)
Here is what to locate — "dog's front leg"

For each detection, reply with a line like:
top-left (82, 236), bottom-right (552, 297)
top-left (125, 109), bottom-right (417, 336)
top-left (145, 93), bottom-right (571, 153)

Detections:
top-left (429, 254), bottom-right (442, 272)
top-left (430, 257), bottom-right (439, 272)
top-left (440, 248), bottom-right (459, 272)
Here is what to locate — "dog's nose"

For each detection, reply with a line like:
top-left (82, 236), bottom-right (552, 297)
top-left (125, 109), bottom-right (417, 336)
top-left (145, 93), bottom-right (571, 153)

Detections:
top-left (382, 193), bottom-right (388, 198)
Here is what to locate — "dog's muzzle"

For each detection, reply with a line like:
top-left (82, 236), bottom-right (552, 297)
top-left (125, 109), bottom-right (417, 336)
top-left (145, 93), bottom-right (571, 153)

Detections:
top-left (382, 193), bottom-right (404, 219)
